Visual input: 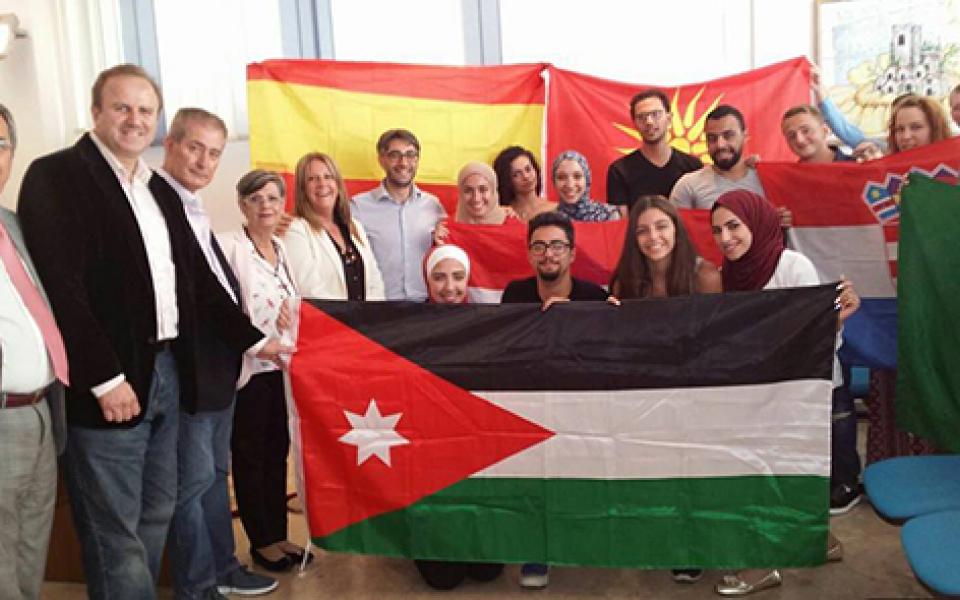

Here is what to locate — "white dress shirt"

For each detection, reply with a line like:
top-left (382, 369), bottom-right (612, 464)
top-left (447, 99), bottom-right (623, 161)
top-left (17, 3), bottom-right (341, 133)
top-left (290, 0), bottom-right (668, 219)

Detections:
top-left (156, 168), bottom-right (237, 303)
top-left (0, 252), bottom-right (54, 393)
top-left (89, 132), bottom-right (179, 397)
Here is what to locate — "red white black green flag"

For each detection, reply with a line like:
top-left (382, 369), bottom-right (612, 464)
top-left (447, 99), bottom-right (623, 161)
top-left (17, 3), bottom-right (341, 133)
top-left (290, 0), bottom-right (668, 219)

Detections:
top-left (288, 285), bottom-right (837, 568)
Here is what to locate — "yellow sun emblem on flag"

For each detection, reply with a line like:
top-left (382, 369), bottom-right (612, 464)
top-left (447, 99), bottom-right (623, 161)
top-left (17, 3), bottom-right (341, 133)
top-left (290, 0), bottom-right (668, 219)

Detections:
top-left (612, 87), bottom-right (723, 164)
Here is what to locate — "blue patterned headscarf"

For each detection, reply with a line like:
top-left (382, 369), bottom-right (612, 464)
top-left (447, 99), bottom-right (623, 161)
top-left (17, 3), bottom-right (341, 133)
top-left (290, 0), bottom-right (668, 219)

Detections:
top-left (551, 150), bottom-right (620, 222)
top-left (551, 150), bottom-right (592, 202)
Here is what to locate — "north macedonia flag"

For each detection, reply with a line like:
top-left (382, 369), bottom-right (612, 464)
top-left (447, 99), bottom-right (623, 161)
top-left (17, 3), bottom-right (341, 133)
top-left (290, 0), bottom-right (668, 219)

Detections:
top-left (247, 60), bottom-right (546, 213)
top-left (546, 58), bottom-right (811, 202)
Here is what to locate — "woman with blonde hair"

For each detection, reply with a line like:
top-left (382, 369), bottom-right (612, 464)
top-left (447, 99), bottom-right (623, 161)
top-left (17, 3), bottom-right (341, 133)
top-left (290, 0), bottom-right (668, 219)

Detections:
top-left (284, 152), bottom-right (385, 300)
top-left (886, 94), bottom-right (952, 154)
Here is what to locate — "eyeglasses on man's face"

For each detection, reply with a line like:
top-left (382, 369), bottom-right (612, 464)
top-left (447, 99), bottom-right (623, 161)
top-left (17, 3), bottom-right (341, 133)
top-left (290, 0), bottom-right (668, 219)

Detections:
top-left (528, 240), bottom-right (571, 255)
top-left (384, 150), bottom-right (419, 162)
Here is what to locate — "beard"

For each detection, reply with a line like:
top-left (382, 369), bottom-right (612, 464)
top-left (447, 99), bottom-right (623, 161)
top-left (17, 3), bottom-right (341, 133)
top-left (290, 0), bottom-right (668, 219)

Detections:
top-left (537, 265), bottom-right (561, 282)
top-left (710, 147), bottom-right (742, 171)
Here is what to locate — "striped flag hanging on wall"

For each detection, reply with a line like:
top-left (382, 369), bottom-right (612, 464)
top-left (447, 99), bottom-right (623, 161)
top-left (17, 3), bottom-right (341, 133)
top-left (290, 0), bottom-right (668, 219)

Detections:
top-left (246, 60), bottom-right (546, 214)
top-left (287, 285), bottom-right (838, 569)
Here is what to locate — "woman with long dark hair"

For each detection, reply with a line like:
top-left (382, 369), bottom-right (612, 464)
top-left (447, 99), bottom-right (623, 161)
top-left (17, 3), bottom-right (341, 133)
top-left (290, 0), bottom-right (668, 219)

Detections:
top-left (611, 195), bottom-right (720, 298)
top-left (492, 145), bottom-right (555, 222)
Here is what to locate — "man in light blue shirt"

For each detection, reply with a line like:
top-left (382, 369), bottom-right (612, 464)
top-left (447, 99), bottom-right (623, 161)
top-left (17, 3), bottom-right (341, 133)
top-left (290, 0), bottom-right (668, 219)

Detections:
top-left (351, 129), bottom-right (446, 300)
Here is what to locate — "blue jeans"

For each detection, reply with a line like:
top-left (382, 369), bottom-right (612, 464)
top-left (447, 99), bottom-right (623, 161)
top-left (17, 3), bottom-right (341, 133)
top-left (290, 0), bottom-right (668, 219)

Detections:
top-left (64, 348), bottom-right (180, 600)
top-left (171, 403), bottom-right (241, 598)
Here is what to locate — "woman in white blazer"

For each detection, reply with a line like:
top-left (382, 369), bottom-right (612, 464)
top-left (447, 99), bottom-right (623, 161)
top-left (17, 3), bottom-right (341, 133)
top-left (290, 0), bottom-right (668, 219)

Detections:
top-left (284, 152), bottom-right (385, 301)
top-left (217, 170), bottom-right (309, 573)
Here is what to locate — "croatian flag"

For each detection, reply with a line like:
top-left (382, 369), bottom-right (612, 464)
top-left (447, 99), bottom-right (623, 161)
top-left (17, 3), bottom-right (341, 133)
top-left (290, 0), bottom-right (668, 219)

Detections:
top-left (759, 137), bottom-right (960, 369)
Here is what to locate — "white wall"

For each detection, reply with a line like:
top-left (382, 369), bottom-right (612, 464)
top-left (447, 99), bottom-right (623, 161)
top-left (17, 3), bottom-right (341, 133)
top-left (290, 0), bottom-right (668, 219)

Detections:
top-left (1, 0), bottom-right (815, 232)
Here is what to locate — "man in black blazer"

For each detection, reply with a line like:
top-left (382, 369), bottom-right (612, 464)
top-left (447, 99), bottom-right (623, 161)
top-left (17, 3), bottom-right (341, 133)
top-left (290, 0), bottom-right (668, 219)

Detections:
top-left (157, 108), bottom-right (278, 597)
top-left (17, 64), bottom-right (289, 600)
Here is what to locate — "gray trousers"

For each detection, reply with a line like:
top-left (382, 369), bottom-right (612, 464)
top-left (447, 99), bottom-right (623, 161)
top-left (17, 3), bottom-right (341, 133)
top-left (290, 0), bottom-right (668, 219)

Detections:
top-left (0, 400), bottom-right (56, 600)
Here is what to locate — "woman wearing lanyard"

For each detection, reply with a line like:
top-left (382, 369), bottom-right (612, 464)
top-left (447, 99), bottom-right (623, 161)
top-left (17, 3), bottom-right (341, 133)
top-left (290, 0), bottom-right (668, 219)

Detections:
top-left (218, 170), bottom-right (307, 571)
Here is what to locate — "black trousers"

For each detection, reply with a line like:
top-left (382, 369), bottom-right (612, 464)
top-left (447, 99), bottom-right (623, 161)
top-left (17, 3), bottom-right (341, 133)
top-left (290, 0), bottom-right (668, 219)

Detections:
top-left (232, 370), bottom-right (289, 549)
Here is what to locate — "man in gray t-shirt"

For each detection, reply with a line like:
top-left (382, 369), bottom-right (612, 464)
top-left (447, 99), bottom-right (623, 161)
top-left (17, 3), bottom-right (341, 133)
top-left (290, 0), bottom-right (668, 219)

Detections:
top-left (670, 104), bottom-right (765, 210)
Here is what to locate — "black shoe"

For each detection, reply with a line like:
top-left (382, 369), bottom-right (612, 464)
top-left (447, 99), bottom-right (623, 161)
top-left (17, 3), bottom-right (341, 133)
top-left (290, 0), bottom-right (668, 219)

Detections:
top-left (467, 562), bottom-right (504, 582)
top-left (250, 547), bottom-right (293, 572)
top-left (830, 484), bottom-right (863, 516)
top-left (284, 548), bottom-right (315, 567)
top-left (415, 560), bottom-right (468, 590)
top-left (671, 569), bottom-right (703, 583)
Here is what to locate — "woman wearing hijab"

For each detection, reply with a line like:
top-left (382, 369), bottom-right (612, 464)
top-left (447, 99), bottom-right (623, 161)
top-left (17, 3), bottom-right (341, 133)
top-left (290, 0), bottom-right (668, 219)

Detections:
top-left (454, 162), bottom-right (511, 225)
top-left (710, 190), bottom-right (859, 596)
top-left (552, 150), bottom-right (622, 222)
top-left (413, 244), bottom-right (505, 590)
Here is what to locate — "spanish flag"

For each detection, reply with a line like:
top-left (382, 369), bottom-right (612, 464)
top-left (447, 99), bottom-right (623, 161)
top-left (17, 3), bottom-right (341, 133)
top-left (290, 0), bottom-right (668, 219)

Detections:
top-left (247, 60), bottom-right (546, 213)
top-left (546, 58), bottom-right (811, 203)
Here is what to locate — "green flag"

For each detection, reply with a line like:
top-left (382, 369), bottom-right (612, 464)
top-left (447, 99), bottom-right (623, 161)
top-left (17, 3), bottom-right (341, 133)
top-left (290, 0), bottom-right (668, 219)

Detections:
top-left (896, 173), bottom-right (960, 452)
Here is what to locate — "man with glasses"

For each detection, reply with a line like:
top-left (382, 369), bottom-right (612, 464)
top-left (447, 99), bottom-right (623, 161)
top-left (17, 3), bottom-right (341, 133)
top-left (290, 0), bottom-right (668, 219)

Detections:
top-left (500, 211), bottom-right (607, 588)
top-left (606, 88), bottom-right (703, 209)
top-left (351, 129), bottom-right (446, 300)
top-left (157, 108), bottom-right (278, 598)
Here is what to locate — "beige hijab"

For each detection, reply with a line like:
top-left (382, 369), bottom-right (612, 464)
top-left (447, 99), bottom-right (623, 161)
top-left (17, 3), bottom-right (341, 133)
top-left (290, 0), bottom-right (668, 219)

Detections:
top-left (455, 162), bottom-right (507, 225)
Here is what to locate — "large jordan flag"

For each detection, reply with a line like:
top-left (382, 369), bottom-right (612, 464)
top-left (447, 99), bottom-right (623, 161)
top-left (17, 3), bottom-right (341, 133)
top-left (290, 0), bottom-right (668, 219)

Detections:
top-left (289, 285), bottom-right (838, 568)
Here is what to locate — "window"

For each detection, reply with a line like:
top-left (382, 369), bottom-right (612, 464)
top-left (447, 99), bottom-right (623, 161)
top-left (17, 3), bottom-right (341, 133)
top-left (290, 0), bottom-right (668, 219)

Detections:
top-left (330, 0), bottom-right (466, 65)
top-left (123, 0), bottom-right (287, 138)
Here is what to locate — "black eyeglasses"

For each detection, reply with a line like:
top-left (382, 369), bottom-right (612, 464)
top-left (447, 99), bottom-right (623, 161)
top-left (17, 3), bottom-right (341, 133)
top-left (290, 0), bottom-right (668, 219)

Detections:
top-left (384, 150), bottom-right (419, 162)
top-left (528, 240), bottom-right (571, 255)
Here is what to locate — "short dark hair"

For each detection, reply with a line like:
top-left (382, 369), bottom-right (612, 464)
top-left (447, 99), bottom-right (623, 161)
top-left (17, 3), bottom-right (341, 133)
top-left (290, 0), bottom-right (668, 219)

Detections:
top-left (528, 211), bottom-right (574, 246)
top-left (91, 63), bottom-right (164, 112)
top-left (237, 169), bottom-right (285, 199)
top-left (492, 145), bottom-right (542, 205)
top-left (706, 104), bottom-right (745, 131)
top-left (629, 88), bottom-right (671, 121)
top-left (376, 128), bottom-right (420, 154)
top-left (0, 103), bottom-right (16, 152)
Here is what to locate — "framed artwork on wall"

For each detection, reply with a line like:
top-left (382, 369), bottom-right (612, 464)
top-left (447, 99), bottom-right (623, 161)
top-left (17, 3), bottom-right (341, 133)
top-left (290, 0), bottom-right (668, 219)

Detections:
top-left (817, 0), bottom-right (960, 137)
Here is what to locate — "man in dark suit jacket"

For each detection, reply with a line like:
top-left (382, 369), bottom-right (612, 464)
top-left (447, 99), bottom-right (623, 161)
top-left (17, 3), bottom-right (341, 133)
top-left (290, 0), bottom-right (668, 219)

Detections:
top-left (0, 102), bottom-right (68, 600)
top-left (16, 65), bottom-right (289, 600)
top-left (157, 108), bottom-right (278, 597)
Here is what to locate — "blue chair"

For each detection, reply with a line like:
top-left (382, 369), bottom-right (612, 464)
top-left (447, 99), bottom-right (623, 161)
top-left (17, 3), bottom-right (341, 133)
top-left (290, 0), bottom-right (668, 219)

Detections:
top-left (863, 455), bottom-right (960, 520)
top-left (901, 510), bottom-right (960, 597)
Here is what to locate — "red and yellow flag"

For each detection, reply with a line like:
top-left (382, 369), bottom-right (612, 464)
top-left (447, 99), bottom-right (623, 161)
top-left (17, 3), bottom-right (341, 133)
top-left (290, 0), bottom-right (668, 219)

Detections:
top-left (247, 60), bottom-right (546, 213)
top-left (546, 58), bottom-right (811, 203)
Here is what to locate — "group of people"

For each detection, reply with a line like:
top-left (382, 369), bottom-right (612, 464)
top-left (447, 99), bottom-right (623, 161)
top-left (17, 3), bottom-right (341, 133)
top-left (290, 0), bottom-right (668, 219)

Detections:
top-left (0, 60), bottom-right (956, 600)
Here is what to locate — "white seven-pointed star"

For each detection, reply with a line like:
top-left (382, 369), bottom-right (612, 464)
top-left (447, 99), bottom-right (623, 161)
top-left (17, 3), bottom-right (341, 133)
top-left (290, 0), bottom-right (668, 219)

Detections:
top-left (338, 399), bottom-right (410, 467)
